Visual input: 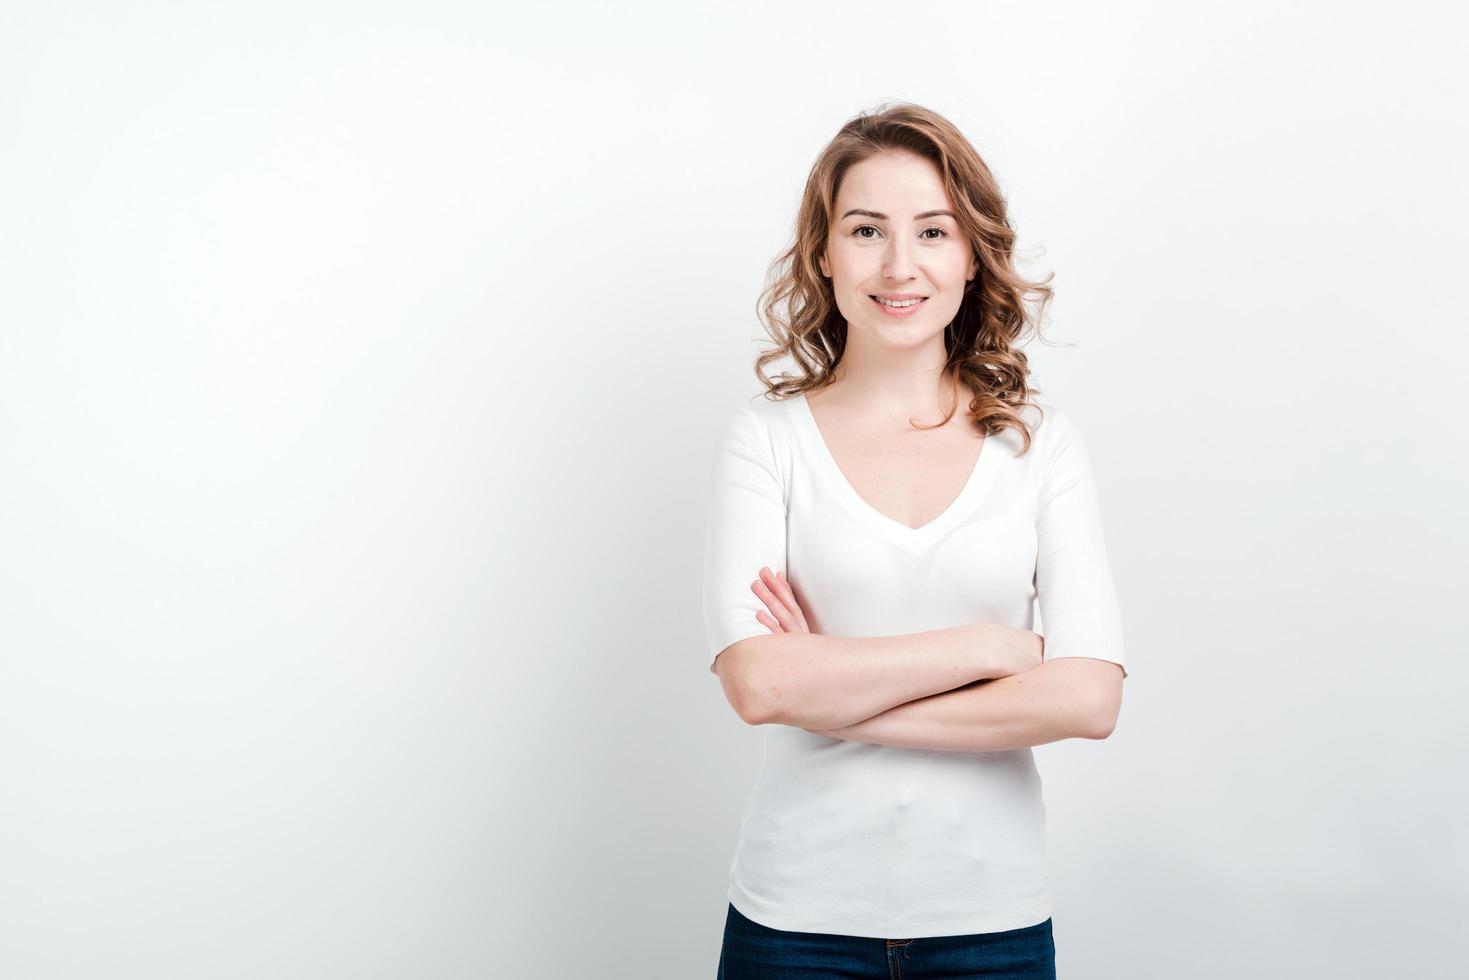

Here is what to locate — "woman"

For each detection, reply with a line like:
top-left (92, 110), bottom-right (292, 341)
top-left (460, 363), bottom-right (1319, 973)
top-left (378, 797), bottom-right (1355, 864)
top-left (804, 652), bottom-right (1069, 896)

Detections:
top-left (701, 102), bottom-right (1127, 979)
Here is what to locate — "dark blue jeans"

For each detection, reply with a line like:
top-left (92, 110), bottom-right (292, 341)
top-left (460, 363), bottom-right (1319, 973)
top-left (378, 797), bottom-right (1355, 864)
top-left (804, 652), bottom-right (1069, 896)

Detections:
top-left (718, 902), bottom-right (1056, 979)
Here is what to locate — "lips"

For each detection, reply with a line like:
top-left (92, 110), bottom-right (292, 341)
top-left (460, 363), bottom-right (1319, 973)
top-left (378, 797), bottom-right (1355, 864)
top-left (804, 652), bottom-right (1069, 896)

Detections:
top-left (869, 295), bottom-right (927, 316)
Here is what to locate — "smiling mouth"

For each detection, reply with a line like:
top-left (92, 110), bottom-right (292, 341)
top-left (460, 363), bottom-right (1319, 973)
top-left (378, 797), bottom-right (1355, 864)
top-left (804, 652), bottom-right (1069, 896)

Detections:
top-left (870, 295), bottom-right (928, 312)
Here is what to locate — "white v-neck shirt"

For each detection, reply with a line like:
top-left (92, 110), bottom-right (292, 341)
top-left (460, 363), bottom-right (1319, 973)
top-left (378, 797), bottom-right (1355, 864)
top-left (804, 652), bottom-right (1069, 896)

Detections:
top-left (701, 392), bottom-right (1126, 939)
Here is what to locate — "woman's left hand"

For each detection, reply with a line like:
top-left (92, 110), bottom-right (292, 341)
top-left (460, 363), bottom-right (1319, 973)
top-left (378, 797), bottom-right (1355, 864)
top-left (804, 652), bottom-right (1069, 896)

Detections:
top-left (751, 567), bottom-right (809, 636)
top-left (751, 567), bottom-right (842, 740)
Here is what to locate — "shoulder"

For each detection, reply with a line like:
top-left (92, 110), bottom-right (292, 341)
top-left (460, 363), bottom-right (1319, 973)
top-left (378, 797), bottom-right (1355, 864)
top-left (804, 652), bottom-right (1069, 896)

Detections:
top-left (988, 397), bottom-right (1070, 459)
top-left (1015, 398), bottom-right (1083, 452)
top-left (744, 393), bottom-right (800, 429)
top-left (1007, 400), bottom-right (1095, 495)
top-left (716, 394), bottom-right (801, 443)
top-left (1015, 397), bottom-right (1066, 433)
top-left (710, 395), bottom-right (802, 475)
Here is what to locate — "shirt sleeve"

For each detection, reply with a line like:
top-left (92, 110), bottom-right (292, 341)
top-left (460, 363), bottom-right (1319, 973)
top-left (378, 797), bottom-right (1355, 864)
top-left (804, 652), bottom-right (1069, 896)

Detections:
top-left (701, 405), bottom-right (788, 674)
top-left (1032, 408), bottom-right (1127, 678)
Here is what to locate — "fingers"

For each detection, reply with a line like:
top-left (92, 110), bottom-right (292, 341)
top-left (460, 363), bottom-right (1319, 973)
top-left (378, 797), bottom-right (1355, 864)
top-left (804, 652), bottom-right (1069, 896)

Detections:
top-left (751, 572), bottom-right (796, 632)
top-left (751, 566), bottom-right (810, 634)
top-left (768, 569), bottom-right (809, 632)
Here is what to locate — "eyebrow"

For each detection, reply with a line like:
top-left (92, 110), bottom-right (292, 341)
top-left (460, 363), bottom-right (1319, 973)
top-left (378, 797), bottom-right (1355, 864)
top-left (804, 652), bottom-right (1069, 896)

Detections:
top-left (840, 208), bottom-right (957, 221)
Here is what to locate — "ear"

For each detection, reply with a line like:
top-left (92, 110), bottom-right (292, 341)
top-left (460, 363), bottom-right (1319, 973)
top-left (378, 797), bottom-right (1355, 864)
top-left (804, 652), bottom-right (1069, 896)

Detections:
top-left (818, 251), bottom-right (831, 279)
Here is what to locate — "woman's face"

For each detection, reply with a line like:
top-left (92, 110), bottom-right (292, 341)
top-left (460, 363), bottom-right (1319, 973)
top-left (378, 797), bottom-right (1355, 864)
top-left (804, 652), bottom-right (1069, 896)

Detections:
top-left (819, 150), bottom-right (978, 353)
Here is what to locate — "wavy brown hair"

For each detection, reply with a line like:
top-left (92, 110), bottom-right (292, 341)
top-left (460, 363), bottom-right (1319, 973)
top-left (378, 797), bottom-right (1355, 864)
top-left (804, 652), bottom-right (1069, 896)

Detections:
top-left (753, 101), bottom-right (1062, 453)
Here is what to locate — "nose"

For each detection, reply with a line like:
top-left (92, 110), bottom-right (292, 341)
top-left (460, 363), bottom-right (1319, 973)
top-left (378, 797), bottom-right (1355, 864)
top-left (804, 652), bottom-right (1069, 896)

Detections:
top-left (882, 234), bottom-right (916, 282)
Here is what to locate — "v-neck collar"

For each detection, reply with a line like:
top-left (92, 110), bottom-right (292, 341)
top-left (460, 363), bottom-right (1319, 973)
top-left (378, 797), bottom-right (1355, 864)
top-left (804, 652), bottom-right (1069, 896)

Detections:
top-left (793, 392), bottom-right (998, 551)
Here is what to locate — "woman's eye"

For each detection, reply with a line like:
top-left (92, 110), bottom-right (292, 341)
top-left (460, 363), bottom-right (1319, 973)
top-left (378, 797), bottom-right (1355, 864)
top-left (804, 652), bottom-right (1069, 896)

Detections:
top-left (852, 225), bottom-right (948, 240)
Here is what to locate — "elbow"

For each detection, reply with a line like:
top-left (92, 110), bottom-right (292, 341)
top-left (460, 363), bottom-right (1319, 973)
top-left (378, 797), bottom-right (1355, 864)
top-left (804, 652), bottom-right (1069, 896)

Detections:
top-left (1055, 659), bottom-right (1123, 740)
top-left (1083, 691), bottom-right (1122, 740)
top-left (1084, 709), bottom-right (1118, 740)
top-left (734, 662), bottom-right (785, 726)
top-left (714, 640), bottom-right (777, 726)
top-left (731, 678), bottom-right (773, 726)
top-left (716, 634), bottom-right (812, 727)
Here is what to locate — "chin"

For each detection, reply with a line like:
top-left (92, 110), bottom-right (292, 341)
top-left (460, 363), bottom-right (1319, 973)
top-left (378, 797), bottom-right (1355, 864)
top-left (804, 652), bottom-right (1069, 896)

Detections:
top-left (864, 325), bottom-right (946, 350)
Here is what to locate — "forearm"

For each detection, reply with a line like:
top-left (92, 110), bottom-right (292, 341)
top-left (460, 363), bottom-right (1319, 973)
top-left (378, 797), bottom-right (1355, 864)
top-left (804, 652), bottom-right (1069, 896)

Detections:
top-left (737, 623), bottom-right (1023, 731)
top-left (819, 658), bottom-right (1105, 752)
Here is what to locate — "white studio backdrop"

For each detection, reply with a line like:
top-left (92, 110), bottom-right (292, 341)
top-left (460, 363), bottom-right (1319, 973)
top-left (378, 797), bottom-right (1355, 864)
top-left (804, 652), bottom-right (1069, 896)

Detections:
top-left (1, 2), bottom-right (1465, 978)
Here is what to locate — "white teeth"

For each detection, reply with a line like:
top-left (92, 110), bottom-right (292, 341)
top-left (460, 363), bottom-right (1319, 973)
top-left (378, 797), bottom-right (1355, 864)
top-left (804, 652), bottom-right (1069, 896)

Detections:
top-left (875, 296), bottom-right (923, 308)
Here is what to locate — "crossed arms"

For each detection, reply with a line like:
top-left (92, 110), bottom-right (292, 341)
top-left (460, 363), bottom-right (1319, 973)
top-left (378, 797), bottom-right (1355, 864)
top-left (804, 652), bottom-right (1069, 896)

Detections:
top-left (712, 568), bottom-right (1124, 753)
